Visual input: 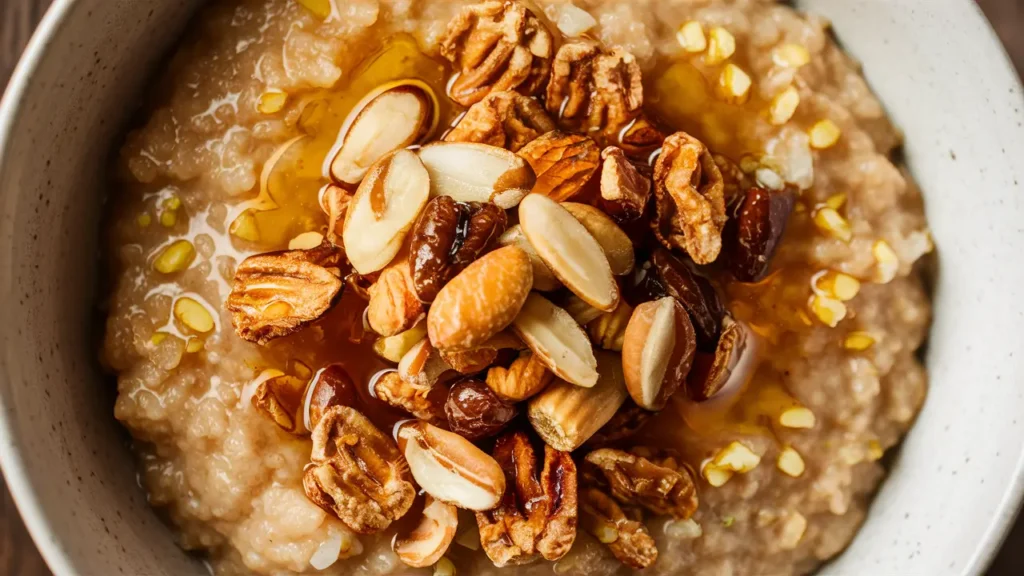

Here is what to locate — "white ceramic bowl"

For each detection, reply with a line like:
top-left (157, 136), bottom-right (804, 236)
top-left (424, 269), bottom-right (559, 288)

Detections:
top-left (2, 0), bottom-right (1024, 574)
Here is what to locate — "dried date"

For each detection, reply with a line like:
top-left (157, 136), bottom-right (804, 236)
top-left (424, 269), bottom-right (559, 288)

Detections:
top-left (445, 379), bottom-right (518, 440)
top-left (725, 185), bottom-right (796, 282)
top-left (650, 248), bottom-right (725, 351)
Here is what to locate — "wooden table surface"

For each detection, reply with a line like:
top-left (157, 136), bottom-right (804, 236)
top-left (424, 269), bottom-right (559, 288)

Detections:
top-left (2, 0), bottom-right (1023, 574)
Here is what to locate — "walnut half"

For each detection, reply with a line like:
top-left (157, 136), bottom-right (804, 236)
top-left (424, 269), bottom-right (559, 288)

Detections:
top-left (579, 487), bottom-right (658, 569)
top-left (584, 448), bottom-right (698, 520)
top-left (477, 431), bottom-right (578, 567)
top-left (303, 406), bottom-right (416, 534)
top-left (445, 91), bottom-right (555, 152)
top-left (546, 41), bottom-right (643, 138)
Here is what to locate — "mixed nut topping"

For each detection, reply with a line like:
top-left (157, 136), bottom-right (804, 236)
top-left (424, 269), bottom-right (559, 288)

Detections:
top-left (225, 0), bottom-right (817, 569)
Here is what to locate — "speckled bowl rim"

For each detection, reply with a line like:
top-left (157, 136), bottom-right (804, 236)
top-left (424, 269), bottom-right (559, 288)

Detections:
top-left (2, 1), bottom-right (1024, 575)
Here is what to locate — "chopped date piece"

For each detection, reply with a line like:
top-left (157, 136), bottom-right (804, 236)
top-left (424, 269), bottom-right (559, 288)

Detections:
top-left (725, 185), bottom-right (796, 282)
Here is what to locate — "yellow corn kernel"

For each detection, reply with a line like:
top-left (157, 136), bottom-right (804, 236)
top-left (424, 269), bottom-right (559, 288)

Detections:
top-left (777, 447), bottom-right (806, 477)
top-left (872, 239), bottom-right (899, 283)
top-left (160, 210), bottom-right (178, 227)
top-left (150, 332), bottom-right (168, 346)
top-left (812, 207), bottom-right (852, 242)
top-left (809, 119), bottom-right (842, 149)
top-left (677, 21), bottom-right (707, 53)
top-left (153, 240), bottom-right (196, 274)
top-left (174, 297), bottom-right (215, 334)
top-left (809, 294), bottom-right (847, 327)
top-left (137, 213), bottom-right (152, 228)
top-left (717, 64), bottom-right (752, 104)
top-left (773, 43), bottom-right (811, 68)
top-left (701, 462), bottom-right (735, 487)
top-left (257, 91), bottom-right (289, 115)
top-left (825, 193), bottom-right (847, 210)
top-left (230, 210), bottom-right (260, 242)
top-left (769, 86), bottom-right (800, 125)
top-left (706, 27), bottom-right (736, 65)
top-left (867, 440), bottom-right (884, 461)
top-left (779, 406), bottom-right (816, 429)
top-left (296, 0), bottom-right (331, 18)
top-left (164, 196), bottom-right (182, 211)
top-left (713, 441), bottom-right (761, 473)
top-left (816, 271), bottom-right (861, 302)
top-left (844, 331), bottom-right (876, 351)
top-left (779, 512), bottom-right (807, 550)
top-left (186, 338), bottom-right (205, 353)
top-left (433, 557), bottom-right (457, 576)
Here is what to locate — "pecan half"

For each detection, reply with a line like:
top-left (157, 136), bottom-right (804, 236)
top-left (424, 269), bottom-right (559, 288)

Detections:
top-left (441, 0), bottom-right (554, 107)
top-left (651, 247), bottom-right (725, 351)
top-left (599, 147), bottom-right (652, 223)
top-left (445, 91), bottom-right (555, 152)
top-left (227, 242), bottom-right (344, 345)
top-left (585, 400), bottom-right (655, 448)
top-left (303, 406), bottom-right (416, 534)
top-left (518, 131), bottom-right (601, 202)
top-left (585, 449), bottom-right (698, 520)
top-left (724, 185), bottom-right (796, 282)
top-left (409, 196), bottom-right (508, 303)
top-left (477, 431), bottom-right (578, 566)
top-left (652, 132), bottom-right (727, 264)
top-left (546, 41), bottom-right (643, 137)
top-left (686, 316), bottom-right (751, 401)
top-left (373, 371), bottom-right (446, 425)
top-left (445, 379), bottom-right (518, 440)
top-left (579, 488), bottom-right (657, 569)
top-left (485, 350), bottom-right (554, 402)
top-left (367, 255), bottom-right (425, 337)
top-left (251, 370), bottom-right (307, 434)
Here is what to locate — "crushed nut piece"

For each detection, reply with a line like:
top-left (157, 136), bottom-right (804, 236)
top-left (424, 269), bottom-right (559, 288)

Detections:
top-left (398, 338), bottom-right (453, 390)
top-left (599, 147), bottom-right (652, 223)
top-left (809, 294), bottom-right (847, 327)
top-left (777, 446), bottom-right (806, 477)
top-left (815, 271), bottom-right (861, 302)
top-left (779, 406), bottom-right (816, 429)
top-left (319, 184), bottom-right (352, 246)
top-left (774, 44), bottom-right (810, 68)
top-left (677, 21), bottom-right (707, 53)
top-left (251, 369), bottom-right (307, 434)
top-left (701, 441), bottom-right (760, 487)
top-left (769, 86), bottom-right (801, 125)
top-left (154, 240), bottom-right (196, 274)
top-left (393, 496), bottom-right (459, 568)
top-left (717, 64), bottom-right (752, 104)
top-left (872, 239), bottom-right (899, 283)
top-left (477, 431), bottom-right (578, 566)
top-left (585, 449), bottom-right (698, 519)
top-left (825, 193), bottom-right (847, 210)
top-left (579, 488), bottom-right (658, 569)
top-left (547, 41), bottom-right (643, 137)
top-left (518, 131), bottom-right (601, 202)
top-left (778, 512), bottom-right (807, 550)
top-left (445, 91), bottom-right (555, 152)
top-left (441, 0), bottom-right (554, 106)
top-left (808, 119), bottom-right (841, 149)
top-left (664, 518), bottom-right (703, 540)
top-left (812, 206), bottom-right (852, 242)
top-left (486, 350), bottom-right (554, 402)
top-left (289, 231), bottom-right (325, 251)
top-left (374, 323), bottom-right (429, 363)
top-left (706, 27), bottom-right (736, 65)
top-left (373, 371), bottom-right (446, 425)
top-left (652, 132), bottom-right (727, 264)
top-left (303, 406), bottom-right (416, 534)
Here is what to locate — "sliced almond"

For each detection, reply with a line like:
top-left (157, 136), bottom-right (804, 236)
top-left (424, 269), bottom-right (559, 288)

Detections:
top-left (497, 225), bottom-right (562, 292)
top-left (621, 297), bottom-right (696, 410)
top-left (428, 246), bottom-right (534, 353)
top-left (519, 194), bottom-right (619, 312)
top-left (393, 496), bottom-right (459, 568)
top-left (561, 202), bottom-right (635, 276)
top-left (397, 421), bottom-right (506, 511)
top-left (512, 293), bottom-right (598, 388)
top-left (527, 351), bottom-right (628, 451)
top-left (329, 81), bottom-right (437, 184)
top-left (418, 142), bottom-right (536, 209)
top-left (343, 149), bottom-right (430, 274)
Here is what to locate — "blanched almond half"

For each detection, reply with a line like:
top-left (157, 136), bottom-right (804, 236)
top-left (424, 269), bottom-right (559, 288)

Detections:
top-left (397, 421), bottom-right (506, 511)
top-left (418, 142), bottom-right (536, 209)
top-left (519, 194), bottom-right (620, 312)
top-left (393, 496), bottom-right (458, 568)
top-left (498, 225), bottom-right (562, 292)
top-left (428, 246), bottom-right (534, 352)
top-left (512, 293), bottom-right (599, 388)
top-left (622, 297), bottom-right (696, 411)
top-left (398, 338), bottom-right (452, 389)
top-left (343, 149), bottom-right (430, 274)
top-left (329, 81), bottom-right (438, 184)
top-left (562, 202), bottom-right (635, 276)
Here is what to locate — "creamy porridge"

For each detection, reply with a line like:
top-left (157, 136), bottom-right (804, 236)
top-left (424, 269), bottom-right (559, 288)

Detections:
top-left (100, 0), bottom-right (934, 575)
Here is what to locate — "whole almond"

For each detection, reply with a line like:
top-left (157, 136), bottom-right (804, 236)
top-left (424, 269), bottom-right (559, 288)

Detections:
top-left (562, 202), bottom-right (635, 276)
top-left (527, 351), bottom-right (628, 451)
top-left (343, 149), bottom-right (430, 274)
top-left (622, 297), bottom-right (697, 410)
top-left (519, 194), bottom-right (620, 312)
top-left (329, 81), bottom-right (437, 184)
top-left (512, 293), bottom-right (599, 388)
top-left (498, 225), bottom-right (562, 292)
top-left (418, 142), bottom-right (536, 209)
top-left (398, 421), bottom-right (506, 511)
top-left (428, 246), bottom-right (534, 352)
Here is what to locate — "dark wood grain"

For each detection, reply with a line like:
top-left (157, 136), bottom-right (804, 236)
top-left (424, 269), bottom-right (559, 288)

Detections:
top-left (0, 1), bottom-right (1023, 575)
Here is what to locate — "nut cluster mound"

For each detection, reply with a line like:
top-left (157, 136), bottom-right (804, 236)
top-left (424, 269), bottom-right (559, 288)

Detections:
top-left (227, 0), bottom-right (797, 570)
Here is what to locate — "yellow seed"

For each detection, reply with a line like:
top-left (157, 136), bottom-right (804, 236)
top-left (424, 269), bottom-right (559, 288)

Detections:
top-left (137, 213), bottom-right (152, 228)
top-left (769, 86), bottom-right (800, 125)
top-left (296, 0), bottom-right (331, 18)
top-left (779, 512), bottom-right (807, 550)
top-left (844, 331), bottom-right (876, 351)
top-left (257, 91), bottom-right (289, 115)
top-left (773, 43), bottom-right (811, 68)
top-left (174, 297), bottom-right (215, 334)
top-left (779, 406), bottom-right (816, 429)
top-left (809, 294), bottom-right (847, 327)
top-left (702, 462), bottom-right (735, 487)
top-left (713, 441), bottom-right (761, 473)
top-left (706, 27), bottom-right (736, 65)
top-left (867, 440), bottom-right (884, 461)
top-left (288, 231), bottom-right (325, 250)
top-left (230, 210), bottom-right (260, 242)
top-left (677, 21), bottom-right (707, 53)
top-left (813, 207), bottom-right (852, 242)
top-left (825, 193), bottom-right (847, 210)
top-left (809, 119), bottom-right (842, 149)
top-left (186, 338), bottom-right (205, 353)
top-left (153, 240), bottom-right (196, 274)
top-left (433, 557), bottom-right (457, 576)
top-left (164, 196), bottom-right (182, 211)
top-left (717, 64), bottom-right (752, 104)
top-left (160, 210), bottom-right (177, 228)
top-left (872, 240), bottom-right (899, 283)
top-left (777, 447), bottom-right (806, 477)
top-left (150, 332), bottom-right (168, 346)
top-left (817, 271), bottom-right (861, 302)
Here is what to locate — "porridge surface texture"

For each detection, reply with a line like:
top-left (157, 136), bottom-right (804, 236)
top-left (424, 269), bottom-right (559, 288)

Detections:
top-left (101, 0), bottom-right (932, 574)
